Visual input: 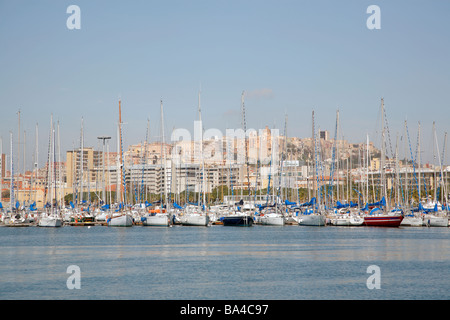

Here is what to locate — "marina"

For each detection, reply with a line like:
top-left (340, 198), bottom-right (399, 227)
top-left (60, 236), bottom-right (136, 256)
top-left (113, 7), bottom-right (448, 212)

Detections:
top-left (1, 98), bottom-right (449, 231)
top-left (1, 1), bottom-right (450, 304)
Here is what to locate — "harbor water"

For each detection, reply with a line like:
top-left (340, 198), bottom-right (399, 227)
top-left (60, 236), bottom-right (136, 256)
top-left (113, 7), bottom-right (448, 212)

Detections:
top-left (0, 224), bottom-right (449, 300)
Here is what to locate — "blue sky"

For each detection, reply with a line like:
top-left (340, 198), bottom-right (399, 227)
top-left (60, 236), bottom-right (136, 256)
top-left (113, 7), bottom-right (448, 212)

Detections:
top-left (0, 0), bottom-right (449, 169)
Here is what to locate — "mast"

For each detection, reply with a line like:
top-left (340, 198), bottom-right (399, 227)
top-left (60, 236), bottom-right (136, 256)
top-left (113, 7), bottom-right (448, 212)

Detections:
top-left (17, 110), bottom-right (21, 208)
top-left (119, 99), bottom-right (122, 204)
top-left (0, 136), bottom-right (2, 205)
top-left (380, 98), bottom-right (388, 210)
top-left (35, 123), bottom-right (39, 206)
top-left (98, 136), bottom-right (111, 206)
top-left (336, 111), bottom-right (340, 202)
top-left (161, 99), bottom-right (168, 210)
top-left (198, 90), bottom-right (206, 211)
top-left (312, 110), bottom-right (316, 205)
top-left (80, 117), bottom-right (84, 205)
top-left (57, 120), bottom-right (62, 209)
top-left (434, 123), bottom-right (447, 205)
top-left (17, 110), bottom-right (20, 178)
top-left (10, 132), bottom-right (14, 212)
top-left (404, 121), bottom-right (408, 207)
top-left (50, 115), bottom-right (54, 214)
top-left (443, 132), bottom-right (448, 206)
top-left (52, 116), bottom-right (57, 214)
top-left (241, 91), bottom-right (250, 199)
top-left (366, 134), bottom-right (369, 205)
top-left (441, 132), bottom-right (448, 205)
top-left (141, 119), bottom-right (149, 204)
top-left (116, 119), bottom-right (120, 204)
top-left (418, 122), bottom-right (421, 202)
top-left (118, 98), bottom-right (127, 205)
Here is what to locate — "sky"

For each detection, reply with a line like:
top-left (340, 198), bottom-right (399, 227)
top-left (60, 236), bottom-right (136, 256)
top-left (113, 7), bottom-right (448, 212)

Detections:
top-left (0, 0), bottom-right (449, 170)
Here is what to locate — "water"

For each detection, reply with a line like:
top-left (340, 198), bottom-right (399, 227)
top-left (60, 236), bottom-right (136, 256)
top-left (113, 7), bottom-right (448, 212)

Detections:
top-left (0, 224), bottom-right (449, 300)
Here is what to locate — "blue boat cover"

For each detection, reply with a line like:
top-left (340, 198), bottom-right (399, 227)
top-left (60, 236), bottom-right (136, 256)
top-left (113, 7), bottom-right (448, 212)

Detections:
top-left (173, 202), bottom-right (183, 209)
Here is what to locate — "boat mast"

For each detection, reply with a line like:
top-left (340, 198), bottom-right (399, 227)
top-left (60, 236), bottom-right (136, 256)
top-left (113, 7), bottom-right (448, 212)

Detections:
top-left (35, 123), bottom-right (39, 206)
top-left (10, 131), bottom-right (14, 212)
top-left (161, 99), bottom-right (168, 211)
top-left (52, 116), bottom-right (57, 214)
top-left (80, 117), bottom-right (84, 206)
top-left (418, 122), bottom-right (421, 202)
top-left (380, 98), bottom-right (388, 211)
top-left (50, 115), bottom-right (54, 215)
top-left (119, 99), bottom-right (123, 204)
top-left (57, 120), bottom-right (62, 210)
top-left (432, 122), bottom-right (437, 203)
top-left (434, 124), bottom-right (447, 205)
top-left (366, 134), bottom-right (369, 206)
top-left (118, 98), bottom-right (127, 206)
top-left (312, 110), bottom-right (316, 206)
top-left (241, 91), bottom-right (251, 200)
top-left (198, 89), bottom-right (206, 211)
top-left (0, 136), bottom-right (2, 205)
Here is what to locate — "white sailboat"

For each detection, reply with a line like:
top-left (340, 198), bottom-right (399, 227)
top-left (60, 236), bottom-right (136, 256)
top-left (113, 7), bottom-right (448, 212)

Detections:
top-left (299, 110), bottom-right (326, 227)
top-left (329, 209), bottom-right (363, 226)
top-left (108, 99), bottom-right (133, 227)
top-left (400, 212), bottom-right (423, 227)
top-left (422, 125), bottom-right (449, 227)
top-left (299, 210), bottom-right (327, 226)
top-left (179, 205), bottom-right (210, 226)
top-left (142, 210), bottom-right (171, 226)
top-left (260, 208), bottom-right (285, 226)
top-left (422, 200), bottom-right (448, 227)
top-left (399, 121), bottom-right (423, 227)
top-left (142, 100), bottom-right (171, 227)
top-left (107, 212), bottom-right (133, 227)
top-left (39, 214), bottom-right (63, 227)
top-left (180, 90), bottom-right (209, 226)
top-left (39, 115), bottom-right (63, 227)
top-left (423, 214), bottom-right (449, 227)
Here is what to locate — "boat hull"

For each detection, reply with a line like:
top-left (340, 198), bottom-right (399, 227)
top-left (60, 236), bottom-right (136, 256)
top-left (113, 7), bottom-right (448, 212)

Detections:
top-left (299, 214), bottom-right (326, 226)
top-left (180, 214), bottom-right (209, 226)
top-left (38, 217), bottom-right (63, 227)
top-left (142, 214), bottom-right (170, 226)
top-left (363, 215), bottom-right (403, 227)
top-left (423, 215), bottom-right (449, 227)
top-left (107, 215), bottom-right (133, 227)
top-left (330, 215), bottom-right (363, 226)
top-left (400, 216), bottom-right (423, 227)
top-left (222, 215), bottom-right (253, 227)
top-left (260, 215), bottom-right (285, 226)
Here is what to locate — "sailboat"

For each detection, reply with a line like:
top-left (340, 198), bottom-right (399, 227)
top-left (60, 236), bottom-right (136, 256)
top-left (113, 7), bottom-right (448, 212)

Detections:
top-left (299, 110), bottom-right (326, 226)
top-left (299, 208), bottom-right (327, 226)
top-left (422, 201), bottom-right (448, 227)
top-left (142, 100), bottom-right (171, 227)
top-left (399, 121), bottom-right (423, 227)
top-left (108, 98), bottom-right (133, 227)
top-left (39, 115), bottom-right (63, 227)
top-left (222, 209), bottom-right (254, 226)
top-left (421, 125), bottom-right (449, 227)
top-left (223, 91), bottom-right (255, 227)
top-left (4, 131), bottom-right (32, 227)
top-left (362, 99), bottom-right (403, 227)
top-left (260, 207), bottom-right (285, 226)
top-left (180, 90), bottom-right (210, 226)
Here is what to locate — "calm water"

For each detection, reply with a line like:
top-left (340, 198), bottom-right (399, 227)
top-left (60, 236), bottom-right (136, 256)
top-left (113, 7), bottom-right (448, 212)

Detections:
top-left (0, 224), bottom-right (449, 300)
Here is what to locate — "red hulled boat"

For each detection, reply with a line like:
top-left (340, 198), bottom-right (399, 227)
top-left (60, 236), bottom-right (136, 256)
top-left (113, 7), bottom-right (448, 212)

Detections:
top-left (363, 214), bottom-right (404, 227)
